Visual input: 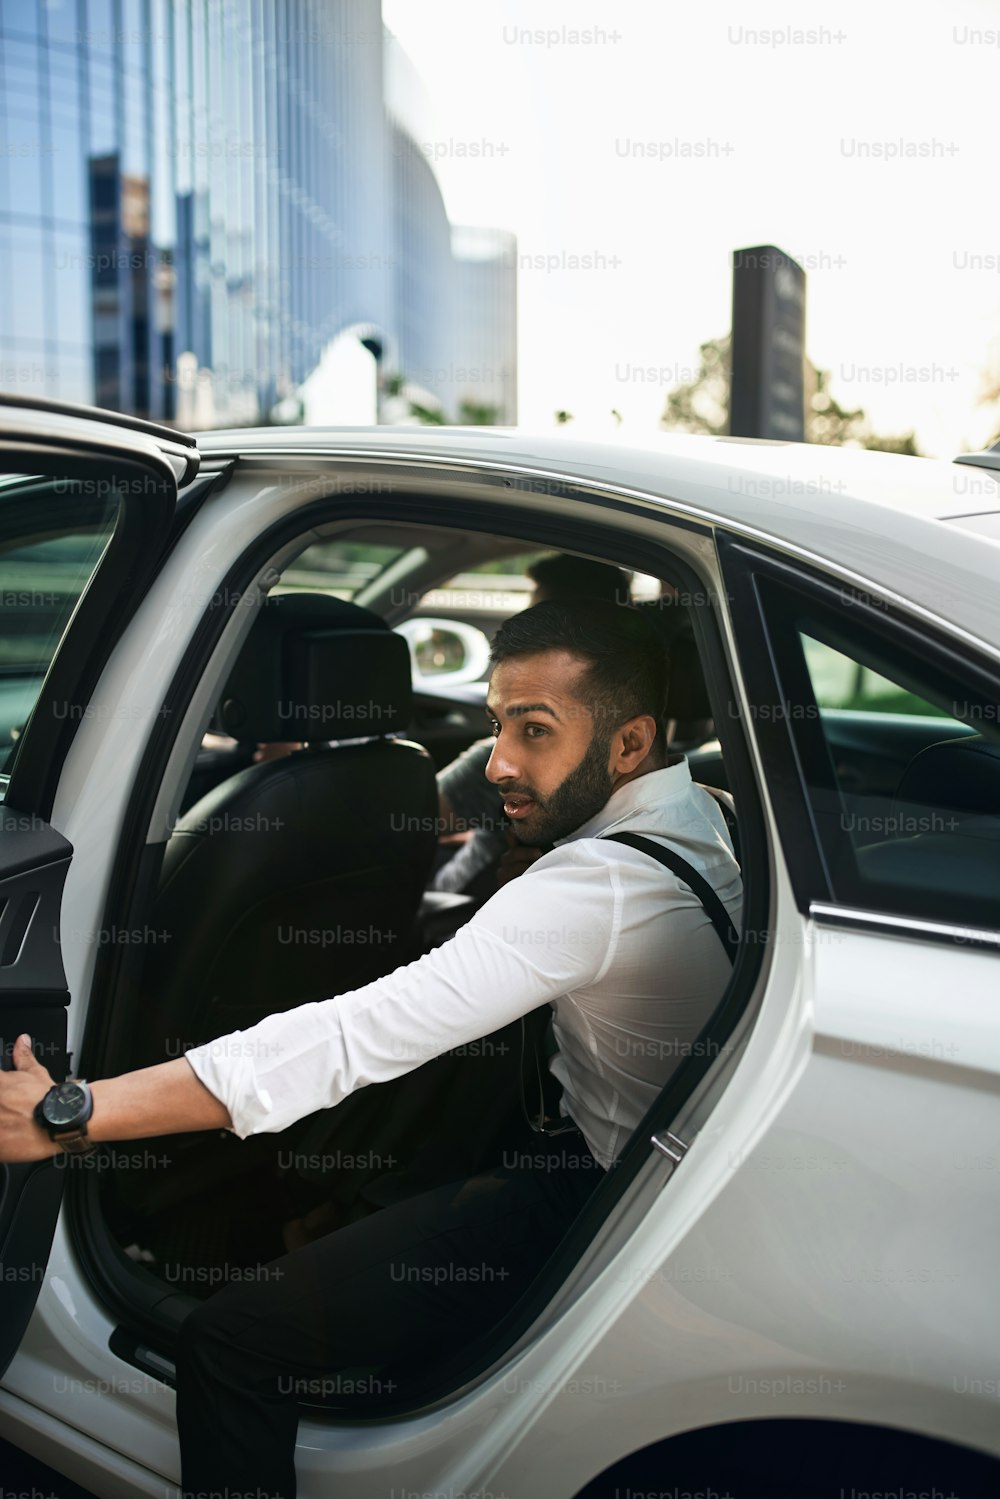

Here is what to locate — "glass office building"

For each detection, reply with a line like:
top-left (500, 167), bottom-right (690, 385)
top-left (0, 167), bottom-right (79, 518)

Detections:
top-left (0, 0), bottom-right (515, 427)
top-left (448, 226), bottom-right (518, 425)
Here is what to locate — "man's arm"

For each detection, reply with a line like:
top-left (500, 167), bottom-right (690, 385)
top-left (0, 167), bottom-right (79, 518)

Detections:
top-left (183, 848), bottom-right (618, 1139)
top-left (436, 738), bottom-right (498, 837)
top-left (437, 788), bottom-right (468, 842)
top-left (0, 1034), bottom-right (231, 1163)
top-left (1, 845), bottom-right (618, 1157)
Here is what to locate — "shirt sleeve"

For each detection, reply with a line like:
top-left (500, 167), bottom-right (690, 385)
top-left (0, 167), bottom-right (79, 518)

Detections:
top-left (184, 848), bottom-right (619, 1139)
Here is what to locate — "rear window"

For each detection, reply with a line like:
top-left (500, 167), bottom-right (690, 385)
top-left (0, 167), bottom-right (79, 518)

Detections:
top-left (279, 541), bottom-right (409, 600)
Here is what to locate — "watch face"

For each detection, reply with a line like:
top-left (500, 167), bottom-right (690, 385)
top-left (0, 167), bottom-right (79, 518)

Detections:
top-left (44, 1081), bottom-right (88, 1128)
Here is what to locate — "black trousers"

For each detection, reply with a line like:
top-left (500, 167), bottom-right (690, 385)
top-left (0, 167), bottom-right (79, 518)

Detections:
top-left (175, 1125), bottom-right (605, 1499)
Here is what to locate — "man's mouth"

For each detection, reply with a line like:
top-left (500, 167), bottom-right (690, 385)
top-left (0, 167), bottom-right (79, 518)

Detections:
top-left (502, 793), bottom-right (536, 819)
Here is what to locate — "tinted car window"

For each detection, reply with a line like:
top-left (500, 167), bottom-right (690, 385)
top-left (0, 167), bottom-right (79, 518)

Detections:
top-left (759, 577), bottom-right (1000, 931)
top-left (0, 476), bottom-right (118, 783)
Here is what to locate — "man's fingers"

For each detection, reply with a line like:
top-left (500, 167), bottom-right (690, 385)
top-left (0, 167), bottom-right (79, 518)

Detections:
top-left (13, 1034), bottom-right (44, 1073)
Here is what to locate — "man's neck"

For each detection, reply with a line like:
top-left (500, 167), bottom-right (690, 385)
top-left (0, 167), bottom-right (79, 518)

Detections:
top-left (608, 750), bottom-right (680, 798)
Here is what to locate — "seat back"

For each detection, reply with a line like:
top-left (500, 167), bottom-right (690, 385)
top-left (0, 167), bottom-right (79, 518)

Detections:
top-left (135, 594), bottom-right (439, 1067)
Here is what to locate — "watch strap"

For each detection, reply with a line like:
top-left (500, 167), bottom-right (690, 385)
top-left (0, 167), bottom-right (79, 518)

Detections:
top-left (53, 1127), bottom-right (98, 1156)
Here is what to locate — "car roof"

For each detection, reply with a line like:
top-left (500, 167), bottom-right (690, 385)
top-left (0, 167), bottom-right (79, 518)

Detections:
top-left (196, 427), bottom-right (1000, 655)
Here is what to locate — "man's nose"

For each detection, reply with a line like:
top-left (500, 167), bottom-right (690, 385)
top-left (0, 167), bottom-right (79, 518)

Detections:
top-left (485, 733), bottom-right (519, 785)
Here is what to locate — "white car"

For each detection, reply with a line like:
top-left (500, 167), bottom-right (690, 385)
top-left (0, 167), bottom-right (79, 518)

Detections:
top-left (0, 395), bottom-right (998, 1499)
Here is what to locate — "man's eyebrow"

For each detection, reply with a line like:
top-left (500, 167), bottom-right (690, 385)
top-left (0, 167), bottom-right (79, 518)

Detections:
top-left (486, 702), bottom-right (562, 721)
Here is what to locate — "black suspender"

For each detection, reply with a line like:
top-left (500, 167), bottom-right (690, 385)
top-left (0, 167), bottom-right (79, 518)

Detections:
top-left (520, 825), bottom-right (740, 1135)
top-left (601, 831), bottom-right (739, 963)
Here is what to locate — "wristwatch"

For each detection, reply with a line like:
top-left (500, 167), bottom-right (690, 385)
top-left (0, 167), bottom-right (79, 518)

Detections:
top-left (34, 1079), bottom-right (98, 1156)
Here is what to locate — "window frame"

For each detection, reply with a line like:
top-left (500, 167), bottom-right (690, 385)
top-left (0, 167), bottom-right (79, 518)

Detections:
top-left (719, 536), bottom-right (1000, 933)
top-left (0, 451), bottom-right (177, 819)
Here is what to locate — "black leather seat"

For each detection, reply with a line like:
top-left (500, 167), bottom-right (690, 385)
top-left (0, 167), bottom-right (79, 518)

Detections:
top-left (636, 597), bottom-right (714, 747)
top-left (136, 592), bottom-right (439, 1068)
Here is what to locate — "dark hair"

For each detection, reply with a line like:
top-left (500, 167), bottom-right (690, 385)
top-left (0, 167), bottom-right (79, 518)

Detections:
top-left (489, 599), bottom-right (670, 753)
top-left (526, 553), bottom-right (631, 605)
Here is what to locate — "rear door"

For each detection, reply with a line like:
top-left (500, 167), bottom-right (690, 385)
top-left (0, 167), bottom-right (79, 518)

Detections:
top-left (0, 397), bottom-right (192, 1376)
top-left (707, 536), bottom-right (1000, 1412)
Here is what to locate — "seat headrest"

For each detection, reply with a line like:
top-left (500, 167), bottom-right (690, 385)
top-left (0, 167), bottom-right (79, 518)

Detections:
top-left (894, 734), bottom-right (1000, 821)
top-left (215, 592), bottom-right (413, 742)
top-left (664, 633), bottom-right (712, 721)
top-left (635, 601), bottom-right (713, 723)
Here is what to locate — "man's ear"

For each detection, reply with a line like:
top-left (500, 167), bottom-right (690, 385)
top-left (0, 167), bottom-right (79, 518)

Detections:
top-left (613, 714), bottom-right (659, 772)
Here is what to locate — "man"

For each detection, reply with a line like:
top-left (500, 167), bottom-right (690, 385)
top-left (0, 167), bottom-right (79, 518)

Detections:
top-left (434, 551), bottom-right (632, 896)
top-left (0, 598), bottom-right (741, 1499)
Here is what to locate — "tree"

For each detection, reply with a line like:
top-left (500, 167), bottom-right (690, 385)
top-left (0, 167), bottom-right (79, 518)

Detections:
top-left (856, 428), bottom-right (921, 456)
top-left (976, 337), bottom-right (1000, 447)
top-left (661, 334), bottom-right (920, 453)
top-left (661, 336), bottom-right (731, 436)
top-left (457, 398), bottom-right (500, 425)
top-left (407, 400), bottom-right (446, 425)
top-left (809, 366), bottom-right (920, 453)
top-left (554, 409), bottom-right (574, 424)
top-left (381, 371), bottom-right (499, 426)
top-left (806, 365), bottom-right (868, 447)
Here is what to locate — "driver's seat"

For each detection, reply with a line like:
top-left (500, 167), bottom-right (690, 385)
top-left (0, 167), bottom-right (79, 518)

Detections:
top-left (136, 593), bottom-right (439, 1068)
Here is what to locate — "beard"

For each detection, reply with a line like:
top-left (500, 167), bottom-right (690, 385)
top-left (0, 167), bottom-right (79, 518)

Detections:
top-left (504, 729), bottom-right (615, 846)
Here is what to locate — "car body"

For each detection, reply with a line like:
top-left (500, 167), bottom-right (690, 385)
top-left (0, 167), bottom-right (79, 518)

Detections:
top-left (0, 395), bottom-right (998, 1498)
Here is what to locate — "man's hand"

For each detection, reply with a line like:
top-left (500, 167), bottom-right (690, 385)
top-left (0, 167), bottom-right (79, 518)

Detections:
top-left (0, 1035), bottom-right (234, 1162)
top-left (496, 831), bottom-right (546, 888)
top-left (0, 1034), bottom-right (59, 1162)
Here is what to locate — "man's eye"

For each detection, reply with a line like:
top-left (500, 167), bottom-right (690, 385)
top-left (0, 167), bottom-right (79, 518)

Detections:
top-left (488, 721), bottom-right (500, 737)
top-left (525, 724), bottom-right (547, 739)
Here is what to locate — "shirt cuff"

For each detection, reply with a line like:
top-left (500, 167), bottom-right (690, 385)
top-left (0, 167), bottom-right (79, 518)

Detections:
top-left (184, 1038), bottom-right (277, 1140)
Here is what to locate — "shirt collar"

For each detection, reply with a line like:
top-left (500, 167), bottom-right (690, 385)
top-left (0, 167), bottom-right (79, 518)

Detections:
top-left (553, 755), bottom-right (692, 846)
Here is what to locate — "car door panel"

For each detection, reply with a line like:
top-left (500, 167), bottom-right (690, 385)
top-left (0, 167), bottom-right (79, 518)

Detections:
top-left (0, 400), bottom-right (185, 1379)
top-left (637, 532), bottom-right (1000, 1469)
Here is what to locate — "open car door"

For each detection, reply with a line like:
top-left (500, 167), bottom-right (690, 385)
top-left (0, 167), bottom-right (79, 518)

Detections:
top-left (0, 395), bottom-right (195, 1378)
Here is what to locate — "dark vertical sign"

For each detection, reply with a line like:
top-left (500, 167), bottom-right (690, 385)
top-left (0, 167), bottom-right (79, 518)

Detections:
top-left (729, 245), bottom-right (806, 440)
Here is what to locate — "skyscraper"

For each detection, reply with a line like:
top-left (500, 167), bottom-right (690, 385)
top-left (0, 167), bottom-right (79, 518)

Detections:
top-left (0, 0), bottom-right (516, 428)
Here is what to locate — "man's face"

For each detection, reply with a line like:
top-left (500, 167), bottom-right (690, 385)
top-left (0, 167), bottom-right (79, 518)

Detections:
top-left (484, 650), bottom-right (616, 846)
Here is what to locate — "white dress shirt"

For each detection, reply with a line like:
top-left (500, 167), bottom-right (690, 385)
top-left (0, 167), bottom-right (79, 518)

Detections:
top-left (185, 757), bottom-right (743, 1170)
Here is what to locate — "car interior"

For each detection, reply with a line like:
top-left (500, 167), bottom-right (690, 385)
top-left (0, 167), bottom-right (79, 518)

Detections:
top-left (26, 504), bottom-right (991, 1414)
top-left (79, 516), bottom-right (735, 1402)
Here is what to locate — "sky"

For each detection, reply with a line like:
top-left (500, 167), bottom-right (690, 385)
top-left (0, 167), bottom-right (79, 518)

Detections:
top-left (382, 0), bottom-right (1000, 457)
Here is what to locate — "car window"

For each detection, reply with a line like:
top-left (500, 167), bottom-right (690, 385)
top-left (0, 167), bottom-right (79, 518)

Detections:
top-left (411, 555), bottom-right (663, 684)
top-left (280, 540), bottom-right (410, 599)
top-left (0, 477), bottom-right (118, 784)
top-left (759, 577), bottom-right (1000, 931)
top-left (402, 553), bottom-right (545, 685)
top-left (803, 637), bottom-right (950, 718)
top-left (419, 551), bottom-right (546, 614)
